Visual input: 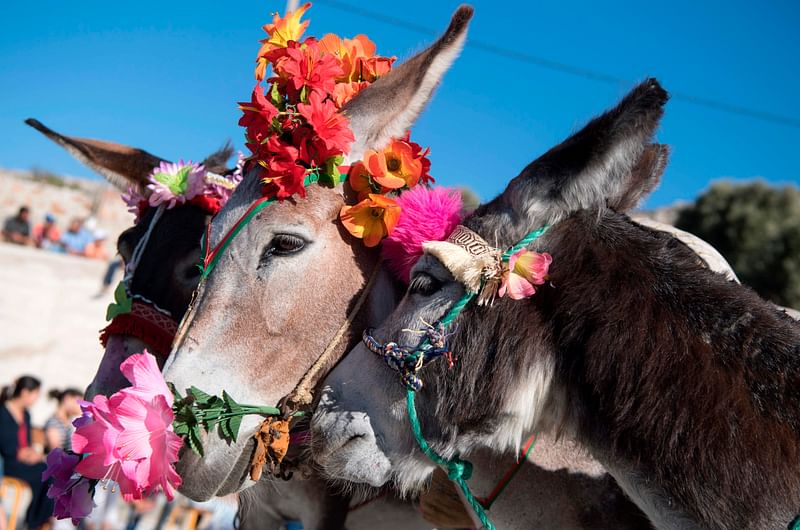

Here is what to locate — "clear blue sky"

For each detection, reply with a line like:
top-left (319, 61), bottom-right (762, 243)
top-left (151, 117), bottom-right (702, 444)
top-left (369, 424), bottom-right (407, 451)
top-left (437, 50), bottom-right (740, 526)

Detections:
top-left (1, 0), bottom-right (798, 207)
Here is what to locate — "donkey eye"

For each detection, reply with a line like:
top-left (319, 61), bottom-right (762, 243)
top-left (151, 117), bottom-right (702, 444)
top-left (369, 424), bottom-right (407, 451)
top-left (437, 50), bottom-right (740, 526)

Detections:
top-left (271, 234), bottom-right (306, 256)
top-left (409, 272), bottom-right (441, 296)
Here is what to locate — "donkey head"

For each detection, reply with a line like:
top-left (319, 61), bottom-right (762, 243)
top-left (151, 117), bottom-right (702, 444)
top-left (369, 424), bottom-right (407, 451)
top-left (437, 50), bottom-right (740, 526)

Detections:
top-left (311, 79), bottom-right (669, 491)
top-left (25, 119), bottom-right (233, 397)
top-left (162, 6), bottom-right (473, 501)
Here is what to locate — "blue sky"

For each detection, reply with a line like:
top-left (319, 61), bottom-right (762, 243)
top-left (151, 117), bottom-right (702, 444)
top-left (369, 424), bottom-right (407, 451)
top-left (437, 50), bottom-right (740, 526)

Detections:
top-left (1, 0), bottom-right (798, 207)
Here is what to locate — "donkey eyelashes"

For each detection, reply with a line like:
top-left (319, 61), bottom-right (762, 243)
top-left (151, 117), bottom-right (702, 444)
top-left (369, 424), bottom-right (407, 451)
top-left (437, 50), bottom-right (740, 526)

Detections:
top-left (259, 234), bottom-right (307, 266)
top-left (409, 272), bottom-right (442, 296)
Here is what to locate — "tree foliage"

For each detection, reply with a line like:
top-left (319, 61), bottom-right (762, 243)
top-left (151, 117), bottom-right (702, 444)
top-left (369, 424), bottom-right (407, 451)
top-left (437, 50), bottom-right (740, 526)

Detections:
top-left (675, 181), bottom-right (800, 307)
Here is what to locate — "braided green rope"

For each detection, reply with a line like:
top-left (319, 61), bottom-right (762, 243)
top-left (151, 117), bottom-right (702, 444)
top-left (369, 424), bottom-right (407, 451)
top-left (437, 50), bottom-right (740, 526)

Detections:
top-left (403, 224), bottom-right (549, 530)
top-left (407, 389), bottom-right (494, 530)
top-left (501, 225), bottom-right (549, 260)
top-left (791, 515), bottom-right (800, 530)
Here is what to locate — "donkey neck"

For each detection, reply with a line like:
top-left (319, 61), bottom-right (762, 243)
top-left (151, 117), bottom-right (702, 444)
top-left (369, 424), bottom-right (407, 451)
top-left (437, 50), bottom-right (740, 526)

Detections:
top-left (536, 209), bottom-right (800, 529)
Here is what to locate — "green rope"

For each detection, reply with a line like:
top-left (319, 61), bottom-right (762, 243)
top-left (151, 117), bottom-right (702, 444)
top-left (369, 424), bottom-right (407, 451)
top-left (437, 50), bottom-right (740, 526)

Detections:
top-left (403, 224), bottom-right (550, 530)
top-left (790, 515), bottom-right (800, 530)
top-left (407, 389), bottom-right (494, 530)
top-left (501, 224), bottom-right (549, 260)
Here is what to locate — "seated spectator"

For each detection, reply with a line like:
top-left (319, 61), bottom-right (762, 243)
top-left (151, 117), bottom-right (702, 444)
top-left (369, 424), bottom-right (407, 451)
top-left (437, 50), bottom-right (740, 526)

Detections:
top-left (0, 377), bottom-right (53, 530)
top-left (44, 388), bottom-right (82, 453)
top-left (32, 214), bottom-right (61, 250)
top-left (2, 207), bottom-right (31, 245)
top-left (84, 230), bottom-right (110, 261)
top-left (60, 218), bottom-right (92, 255)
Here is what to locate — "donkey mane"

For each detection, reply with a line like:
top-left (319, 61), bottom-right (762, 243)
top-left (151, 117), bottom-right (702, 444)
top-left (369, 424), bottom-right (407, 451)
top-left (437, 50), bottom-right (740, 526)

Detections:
top-left (428, 206), bottom-right (800, 527)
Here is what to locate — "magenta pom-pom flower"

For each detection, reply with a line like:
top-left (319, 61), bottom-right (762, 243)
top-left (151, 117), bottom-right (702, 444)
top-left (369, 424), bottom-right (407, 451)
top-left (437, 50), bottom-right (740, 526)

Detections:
top-left (382, 186), bottom-right (463, 283)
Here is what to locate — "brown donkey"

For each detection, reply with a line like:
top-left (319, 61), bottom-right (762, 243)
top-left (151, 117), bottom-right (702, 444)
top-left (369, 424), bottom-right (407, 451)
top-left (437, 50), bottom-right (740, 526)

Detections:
top-left (312, 79), bottom-right (800, 529)
top-left (27, 121), bottom-right (431, 530)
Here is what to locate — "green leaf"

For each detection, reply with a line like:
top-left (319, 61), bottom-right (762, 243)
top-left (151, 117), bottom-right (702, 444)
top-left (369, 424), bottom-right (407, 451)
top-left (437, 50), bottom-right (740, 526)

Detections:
top-left (319, 155), bottom-right (345, 187)
top-left (187, 425), bottom-right (204, 456)
top-left (269, 83), bottom-right (282, 108)
top-left (189, 386), bottom-right (213, 406)
top-left (299, 85), bottom-right (308, 103)
top-left (105, 282), bottom-right (132, 321)
top-left (227, 415), bottom-right (243, 440)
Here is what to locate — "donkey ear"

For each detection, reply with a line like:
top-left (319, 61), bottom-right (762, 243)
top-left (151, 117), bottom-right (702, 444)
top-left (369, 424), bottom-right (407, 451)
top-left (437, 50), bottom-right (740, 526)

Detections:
top-left (608, 143), bottom-right (669, 212)
top-left (488, 79), bottom-right (669, 230)
top-left (342, 5), bottom-right (473, 161)
top-left (201, 141), bottom-right (235, 175)
top-left (25, 118), bottom-right (166, 192)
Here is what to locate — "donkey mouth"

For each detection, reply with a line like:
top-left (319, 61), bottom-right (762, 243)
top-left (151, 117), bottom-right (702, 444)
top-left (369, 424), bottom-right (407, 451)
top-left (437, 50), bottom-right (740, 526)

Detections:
top-left (176, 436), bottom-right (256, 500)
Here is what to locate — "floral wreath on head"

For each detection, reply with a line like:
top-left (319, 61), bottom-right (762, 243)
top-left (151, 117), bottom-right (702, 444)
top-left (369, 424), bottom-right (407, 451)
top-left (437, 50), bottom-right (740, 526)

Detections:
top-left (122, 154), bottom-right (245, 223)
top-left (237, 2), bottom-right (432, 248)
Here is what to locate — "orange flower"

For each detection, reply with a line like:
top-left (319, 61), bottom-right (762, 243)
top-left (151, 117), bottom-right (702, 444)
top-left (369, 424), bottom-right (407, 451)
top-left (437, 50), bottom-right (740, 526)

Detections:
top-left (347, 162), bottom-right (376, 200)
top-left (255, 3), bottom-right (311, 80)
top-left (340, 194), bottom-right (401, 247)
top-left (331, 81), bottom-right (369, 108)
top-left (365, 140), bottom-right (422, 190)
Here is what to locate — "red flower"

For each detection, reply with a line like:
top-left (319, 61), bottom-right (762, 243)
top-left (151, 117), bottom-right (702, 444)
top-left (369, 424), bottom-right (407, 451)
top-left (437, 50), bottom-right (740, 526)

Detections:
top-left (271, 39), bottom-right (342, 101)
top-left (297, 91), bottom-right (354, 155)
top-left (238, 85), bottom-right (279, 144)
top-left (258, 136), bottom-right (308, 199)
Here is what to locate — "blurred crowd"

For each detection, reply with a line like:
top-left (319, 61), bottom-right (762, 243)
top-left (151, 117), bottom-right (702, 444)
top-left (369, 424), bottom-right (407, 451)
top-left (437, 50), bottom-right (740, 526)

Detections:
top-left (0, 378), bottom-right (236, 530)
top-left (2, 206), bottom-right (109, 260)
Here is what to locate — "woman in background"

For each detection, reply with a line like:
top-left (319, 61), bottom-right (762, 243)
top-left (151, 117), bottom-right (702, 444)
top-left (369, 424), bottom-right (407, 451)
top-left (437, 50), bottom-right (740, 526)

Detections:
top-left (0, 377), bottom-right (52, 530)
top-left (44, 388), bottom-right (82, 453)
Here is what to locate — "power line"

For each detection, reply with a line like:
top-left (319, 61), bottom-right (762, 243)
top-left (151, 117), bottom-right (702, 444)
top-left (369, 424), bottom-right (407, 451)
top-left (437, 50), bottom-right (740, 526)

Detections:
top-left (317, 0), bottom-right (800, 129)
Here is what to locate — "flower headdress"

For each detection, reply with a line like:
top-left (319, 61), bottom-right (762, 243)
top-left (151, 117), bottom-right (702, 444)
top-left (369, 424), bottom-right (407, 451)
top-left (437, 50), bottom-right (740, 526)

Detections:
top-left (238, 2), bottom-right (433, 247)
top-left (122, 158), bottom-right (243, 222)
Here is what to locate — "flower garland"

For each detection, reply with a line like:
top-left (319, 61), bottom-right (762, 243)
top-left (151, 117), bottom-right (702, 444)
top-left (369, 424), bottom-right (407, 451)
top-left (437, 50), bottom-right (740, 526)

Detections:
top-left (238, 2), bottom-right (433, 247)
top-left (122, 158), bottom-right (243, 222)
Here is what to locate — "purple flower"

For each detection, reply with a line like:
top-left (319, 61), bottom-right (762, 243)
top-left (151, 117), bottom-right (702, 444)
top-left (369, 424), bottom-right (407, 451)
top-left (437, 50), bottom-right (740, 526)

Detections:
top-left (43, 449), bottom-right (95, 524)
top-left (146, 161), bottom-right (206, 209)
top-left (52, 477), bottom-right (94, 525)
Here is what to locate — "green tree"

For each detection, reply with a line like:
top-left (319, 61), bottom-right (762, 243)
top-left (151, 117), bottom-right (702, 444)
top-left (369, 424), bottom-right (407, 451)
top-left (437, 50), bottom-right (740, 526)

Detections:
top-left (675, 181), bottom-right (800, 307)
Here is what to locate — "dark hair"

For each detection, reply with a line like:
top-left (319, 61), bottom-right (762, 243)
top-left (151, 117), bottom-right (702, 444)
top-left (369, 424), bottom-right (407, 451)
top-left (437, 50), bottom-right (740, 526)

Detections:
top-left (48, 388), bottom-right (83, 403)
top-left (18, 206), bottom-right (29, 215)
top-left (0, 376), bottom-right (41, 405)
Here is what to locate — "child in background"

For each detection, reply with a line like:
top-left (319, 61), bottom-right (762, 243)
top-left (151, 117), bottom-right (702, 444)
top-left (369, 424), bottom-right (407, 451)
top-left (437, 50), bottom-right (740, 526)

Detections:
top-left (44, 388), bottom-right (82, 452)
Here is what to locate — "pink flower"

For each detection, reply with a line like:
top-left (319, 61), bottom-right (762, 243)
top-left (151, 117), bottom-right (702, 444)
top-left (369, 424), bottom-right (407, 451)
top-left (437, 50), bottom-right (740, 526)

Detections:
top-left (71, 351), bottom-right (183, 501)
top-left (498, 250), bottom-right (552, 300)
top-left (146, 161), bottom-right (207, 209)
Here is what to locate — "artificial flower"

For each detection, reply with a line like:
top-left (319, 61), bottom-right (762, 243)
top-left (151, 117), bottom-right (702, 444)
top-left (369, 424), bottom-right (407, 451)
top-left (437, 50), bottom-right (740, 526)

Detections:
top-left (347, 161), bottom-right (377, 200)
top-left (404, 133), bottom-right (434, 185)
top-left (147, 161), bottom-right (206, 209)
top-left (270, 39), bottom-right (342, 100)
top-left (297, 91), bottom-right (354, 155)
top-left (340, 194), bottom-right (401, 247)
top-left (258, 136), bottom-right (308, 199)
top-left (331, 80), bottom-right (369, 108)
top-left (255, 2), bottom-right (311, 80)
top-left (498, 250), bottom-right (552, 300)
top-left (378, 139), bottom-right (423, 189)
top-left (239, 86), bottom-right (280, 143)
top-left (121, 187), bottom-right (149, 222)
top-left (53, 477), bottom-right (94, 525)
top-left (71, 352), bottom-right (182, 501)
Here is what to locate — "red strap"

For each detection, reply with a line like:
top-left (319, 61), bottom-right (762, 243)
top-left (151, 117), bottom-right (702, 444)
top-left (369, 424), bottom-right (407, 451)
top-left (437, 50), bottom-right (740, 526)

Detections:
top-left (479, 434), bottom-right (536, 509)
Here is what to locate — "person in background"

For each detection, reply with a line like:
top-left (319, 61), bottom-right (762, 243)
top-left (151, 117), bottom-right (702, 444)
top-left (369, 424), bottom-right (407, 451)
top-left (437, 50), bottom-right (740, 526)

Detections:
top-left (2, 207), bottom-right (31, 245)
top-left (32, 213), bottom-right (61, 251)
top-left (59, 217), bottom-right (91, 255)
top-left (84, 230), bottom-right (110, 260)
top-left (44, 388), bottom-right (82, 453)
top-left (0, 377), bottom-right (52, 530)
top-left (0, 453), bottom-right (7, 530)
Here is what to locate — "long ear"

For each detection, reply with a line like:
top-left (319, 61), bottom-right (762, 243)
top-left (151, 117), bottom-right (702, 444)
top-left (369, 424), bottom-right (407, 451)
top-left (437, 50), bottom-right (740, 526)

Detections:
top-left (475, 79), bottom-right (669, 237)
top-left (342, 5), bottom-right (473, 161)
top-left (609, 143), bottom-right (669, 211)
top-left (25, 118), bottom-right (166, 192)
top-left (201, 141), bottom-right (235, 175)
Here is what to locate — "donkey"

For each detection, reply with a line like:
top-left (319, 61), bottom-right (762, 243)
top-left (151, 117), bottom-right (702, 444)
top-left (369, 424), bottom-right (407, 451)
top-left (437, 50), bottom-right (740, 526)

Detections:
top-left (26, 121), bottom-right (429, 530)
top-left (311, 78), bottom-right (800, 529)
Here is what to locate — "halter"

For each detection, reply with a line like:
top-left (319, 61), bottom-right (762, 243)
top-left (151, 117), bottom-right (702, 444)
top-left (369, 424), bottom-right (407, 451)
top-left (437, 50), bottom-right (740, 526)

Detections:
top-left (100, 204), bottom-right (180, 358)
top-left (191, 177), bottom-right (383, 478)
top-left (364, 224), bottom-right (549, 530)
